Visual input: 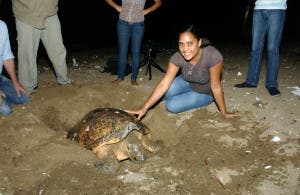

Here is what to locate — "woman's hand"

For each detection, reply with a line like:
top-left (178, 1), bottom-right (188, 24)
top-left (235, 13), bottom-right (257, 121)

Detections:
top-left (143, 0), bottom-right (161, 15)
top-left (125, 107), bottom-right (148, 120)
top-left (115, 6), bottom-right (122, 12)
top-left (221, 112), bottom-right (240, 118)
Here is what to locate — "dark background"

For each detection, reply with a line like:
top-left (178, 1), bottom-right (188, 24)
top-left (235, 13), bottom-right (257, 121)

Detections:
top-left (0, 0), bottom-right (299, 53)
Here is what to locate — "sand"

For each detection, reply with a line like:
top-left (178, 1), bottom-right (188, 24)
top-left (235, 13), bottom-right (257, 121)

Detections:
top-left (0, 42), bottom-right (299, 194)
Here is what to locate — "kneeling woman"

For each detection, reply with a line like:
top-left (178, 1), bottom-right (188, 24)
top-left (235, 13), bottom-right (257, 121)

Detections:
top-left (127, 25), bottom-right (239, 119)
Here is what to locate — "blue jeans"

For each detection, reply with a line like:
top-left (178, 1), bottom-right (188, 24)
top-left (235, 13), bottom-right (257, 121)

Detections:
top-left (117, 19), bottom-right (144, 80)
top-left (0, 75), bottom-right (31, 115)
top-left (164, 76), bottom-right (214, 113)
top-left (246, 9), bottom-right (286, 88)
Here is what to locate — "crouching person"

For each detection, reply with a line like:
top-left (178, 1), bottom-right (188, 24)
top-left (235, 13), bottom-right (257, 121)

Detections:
top-left (0, 20), bottom-right (30, 115)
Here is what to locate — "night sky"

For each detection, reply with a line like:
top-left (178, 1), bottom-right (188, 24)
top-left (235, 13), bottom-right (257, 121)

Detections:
top-left (0, 0), bottom-right (299, 52)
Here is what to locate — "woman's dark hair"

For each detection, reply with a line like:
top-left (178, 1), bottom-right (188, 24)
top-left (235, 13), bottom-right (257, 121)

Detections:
top-left (179, 24), bottom-right (210, 48)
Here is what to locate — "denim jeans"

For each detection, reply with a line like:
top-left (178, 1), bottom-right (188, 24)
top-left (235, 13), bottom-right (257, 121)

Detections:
top-left (117, 19), bottom-right (144, 80)
top-left (164, 75), bottom-right (214, 113)
top-left (0, 75), bottom-right (31, 115)
top-left (246, 9), bottom-right (286, 88)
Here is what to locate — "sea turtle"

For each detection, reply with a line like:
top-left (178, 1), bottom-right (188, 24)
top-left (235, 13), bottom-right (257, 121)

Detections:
top-left (67, 107), bottom-right (154, 161)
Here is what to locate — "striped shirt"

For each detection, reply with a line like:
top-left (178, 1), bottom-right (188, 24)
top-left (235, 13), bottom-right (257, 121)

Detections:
top-left (255, 0), bottom-right (287, 10)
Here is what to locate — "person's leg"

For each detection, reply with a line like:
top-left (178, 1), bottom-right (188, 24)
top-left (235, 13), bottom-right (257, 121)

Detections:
top-left (0, 75), bottom-right (30, 115)
top-left (166, 89), bottom-right (213, 113)
top-left (130, 22), bottom-right (144, 82)
top-left (116, 20), bottom-right (130, 80)
top-left (265, 10), bottom-right (286, 89)
top-left (41, 14), bottom-right (70, 84)
top-left (15, 19), bottom-right (41, 93)
top-left (0, 99), bottom-right (12, 115)
top-left (246, 10), bottom-right (267, 86)
top-left (235, 10), bottom-right (266, 88)
top-left (164, 76), bottom-right (191, 100)
top-left (164, 76), bottom-right (214, 113)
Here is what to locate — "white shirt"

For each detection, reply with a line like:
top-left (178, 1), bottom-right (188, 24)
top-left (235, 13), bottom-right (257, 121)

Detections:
top-left (255, 0), bottom-right (287, 10)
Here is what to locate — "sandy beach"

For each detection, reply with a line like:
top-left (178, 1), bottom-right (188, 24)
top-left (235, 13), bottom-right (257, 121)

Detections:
top-left (0, 41), bottom-right (299, 194)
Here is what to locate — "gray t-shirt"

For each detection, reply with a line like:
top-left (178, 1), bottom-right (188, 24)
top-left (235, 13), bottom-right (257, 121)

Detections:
top-left (170, 45), bottom-right (223, 96)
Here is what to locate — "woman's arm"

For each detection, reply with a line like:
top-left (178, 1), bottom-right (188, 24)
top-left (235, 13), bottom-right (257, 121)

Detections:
top-left (104, 0), bottom-right (122, 12)
top-left (210, 61), bottom-right (239, 118)
top-left (143, 0), bottom-right (162, 15)
top-left (126, 62), bottom-right (179, 119)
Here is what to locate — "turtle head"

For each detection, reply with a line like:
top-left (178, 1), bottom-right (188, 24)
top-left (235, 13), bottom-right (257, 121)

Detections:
top-left (67, 130), bottom-right (77, 141)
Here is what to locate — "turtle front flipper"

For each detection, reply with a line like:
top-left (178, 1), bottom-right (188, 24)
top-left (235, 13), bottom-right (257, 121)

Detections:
top-left (140, 133), bottom-right (155, 153)
top-left (111, 141), bottom-right (131, 161)
top-left (131, 131), bottom-right (155, 153)
top-left (112, 141), bottom-right (147, 162)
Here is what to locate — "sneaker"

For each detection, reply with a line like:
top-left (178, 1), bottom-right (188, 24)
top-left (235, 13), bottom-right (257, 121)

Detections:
top-left (58, 78), bottom-right (72, 85)
top-left (234, 82), bottom-right (256, 88)
top-left (267, 87), bottom-right (281, 96)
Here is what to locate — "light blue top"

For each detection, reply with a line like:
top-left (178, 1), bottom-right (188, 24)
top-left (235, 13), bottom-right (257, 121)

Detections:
top-left (0, 20), bottom-right (14, 74)
top-left (255, 0), bottom-right (287, 10)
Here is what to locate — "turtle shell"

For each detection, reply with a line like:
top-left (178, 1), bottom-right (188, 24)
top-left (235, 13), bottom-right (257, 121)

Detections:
top-left (67, 108), bottom-right (150, 151)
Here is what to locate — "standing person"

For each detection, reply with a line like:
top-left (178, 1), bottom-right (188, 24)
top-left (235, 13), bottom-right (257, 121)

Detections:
top-left (0, 20), bottom-right (30, 115)
top-left (235, 0), bottom-right (287, 96)
top-left (105, 0), bottom-right (162, 86)
top-left (12, 0), bottom-right (71, 94)
top-left (126, 25), bottom-right (239, 119)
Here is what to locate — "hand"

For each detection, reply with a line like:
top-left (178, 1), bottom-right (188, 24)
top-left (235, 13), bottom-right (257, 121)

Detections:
top-left (115, 6), bottom-right (122, 12)
top-left (0, 90), bottom-right (6, 105)
top-left (222, 112), bottom-right (240, 118)
top-left (143, 10), bottom-right (149, 15)
top-left (12, 80), bottom-right (29, 97)
top-left (125, 107), bottom-right (148, 120)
